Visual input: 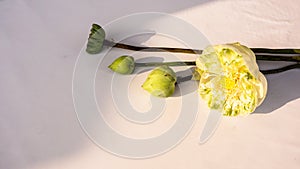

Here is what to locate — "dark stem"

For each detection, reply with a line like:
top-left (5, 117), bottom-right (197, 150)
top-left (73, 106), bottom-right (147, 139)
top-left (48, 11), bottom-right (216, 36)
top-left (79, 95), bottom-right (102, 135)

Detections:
top-left (104, 40), bottom-right (202, 54)
top-left (136, 61), bottom-right (300, 75)
top-left (104, 40), bottom-right (300, 62)
top-left (135, 61), bottom-right (196, 67)
top-left (255, 55), bottom-right (300, 62)
top-left (251, 48), bottom-right (300, 54)
top-left (176, 63), bottom-right (300, 84)
top-left (260, 63), bottom-right (300, 74)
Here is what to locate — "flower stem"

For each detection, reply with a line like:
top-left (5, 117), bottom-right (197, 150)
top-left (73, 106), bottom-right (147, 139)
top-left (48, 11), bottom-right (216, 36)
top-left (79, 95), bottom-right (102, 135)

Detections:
top-left (104, 40), bottom-right (201, 54)
top-left (135, 61), bottom-right (195, 67)
top-left (133, 55), bottom-right (300, 64)
top-left (135, 61), bottom-right (300, 75)
top-left (255, 55), bottom-right (300, 62)
top-left (251, 48), bottom-right (300, 54)
top-left (175, 63), bottom-right (300, 84)
top-left (104, 39), bottom-right (300, 62)
top-left (260, 63), bottom-right (300, 74)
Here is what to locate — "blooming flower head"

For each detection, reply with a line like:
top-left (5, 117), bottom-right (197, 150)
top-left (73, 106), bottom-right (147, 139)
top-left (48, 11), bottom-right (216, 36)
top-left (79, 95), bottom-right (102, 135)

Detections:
top-left (196, 43), bottom-right (268, 116)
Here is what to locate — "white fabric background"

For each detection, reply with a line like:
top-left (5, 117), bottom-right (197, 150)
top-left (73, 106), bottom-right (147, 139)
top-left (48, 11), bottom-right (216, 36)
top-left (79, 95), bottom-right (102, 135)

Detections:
top-left (1, 0), bottom-right (300, 169)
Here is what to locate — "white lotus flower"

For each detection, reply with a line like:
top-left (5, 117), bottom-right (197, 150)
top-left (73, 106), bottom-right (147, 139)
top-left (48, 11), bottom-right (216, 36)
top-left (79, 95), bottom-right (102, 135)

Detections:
top-left (196, 43), bottom-right (268, 116)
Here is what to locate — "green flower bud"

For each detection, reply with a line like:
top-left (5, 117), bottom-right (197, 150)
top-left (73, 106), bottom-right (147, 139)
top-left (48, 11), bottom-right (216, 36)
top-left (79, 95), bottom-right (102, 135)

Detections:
top-left (142, 65), bottom-right (177, 97)
top-left (108, 55), bottom-right (135, 74)
top-left (86, 23), bottom-right (105, 54)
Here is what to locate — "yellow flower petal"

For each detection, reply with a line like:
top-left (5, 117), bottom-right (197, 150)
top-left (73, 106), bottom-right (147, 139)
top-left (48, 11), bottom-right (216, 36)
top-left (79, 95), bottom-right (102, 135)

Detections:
top-left (196, 43), bottom-right (267, 116)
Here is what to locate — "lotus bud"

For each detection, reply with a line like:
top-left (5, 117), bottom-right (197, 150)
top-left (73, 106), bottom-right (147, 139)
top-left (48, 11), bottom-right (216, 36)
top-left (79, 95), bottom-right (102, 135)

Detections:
top-left (86, 24), bottom-right (106, 54)
top-left (108, 55), bottom-right (135, 74)
top-left (142, 65), bottom-right (177, 97)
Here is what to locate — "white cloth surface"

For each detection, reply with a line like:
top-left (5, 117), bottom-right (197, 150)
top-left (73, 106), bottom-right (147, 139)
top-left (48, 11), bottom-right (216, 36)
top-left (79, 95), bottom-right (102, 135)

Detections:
top-left (1, 0), bottom-right (300, 169)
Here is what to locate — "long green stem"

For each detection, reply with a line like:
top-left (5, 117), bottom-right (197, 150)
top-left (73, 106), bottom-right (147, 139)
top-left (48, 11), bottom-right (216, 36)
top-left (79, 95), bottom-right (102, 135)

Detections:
top-left (135, 61), bottom-right (300, 75)
top-left (104, 40), bottom-right (202, 54)
top-left (251, 48), bottom-right (300, 54)
top-left (88, 23), bottom-right (300, 62)
top-left (175, 63), bottom-right (300, 84)
top-left (135, 61), bottom-right (195, 67)
top-left (260, 63), bottom-right (300, 74)
top-left (255, 55), bottom-right (300, 62)
top-left (104, 40), bottom-right (300, 62)
top-left (89, 24), bottom-right (300, 63)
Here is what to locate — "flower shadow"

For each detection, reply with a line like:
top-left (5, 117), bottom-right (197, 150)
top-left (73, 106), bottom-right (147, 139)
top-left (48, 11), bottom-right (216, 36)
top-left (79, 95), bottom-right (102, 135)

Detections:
top-left (172, 68), bottom-right (198, 97)
top-left (254, 70), bottom-right (300, 114)
top-left (134, 56), bottom-right (164, 74)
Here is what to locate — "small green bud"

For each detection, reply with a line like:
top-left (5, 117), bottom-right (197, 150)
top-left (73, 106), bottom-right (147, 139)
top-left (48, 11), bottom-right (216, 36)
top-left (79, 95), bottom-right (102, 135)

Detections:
top-left (108, 55), bottom-right (135, 74)
top-left (86, 23), bottom-right (106, 54)
top-left (142, 65), bottom-right (177, 97)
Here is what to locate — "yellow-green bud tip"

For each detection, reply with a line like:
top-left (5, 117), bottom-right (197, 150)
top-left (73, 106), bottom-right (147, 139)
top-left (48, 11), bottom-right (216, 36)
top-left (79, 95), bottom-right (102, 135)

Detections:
top-left (142, 65), bottom-right (177, 98)
top-left (108, 55), bottom-right (135, 74)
